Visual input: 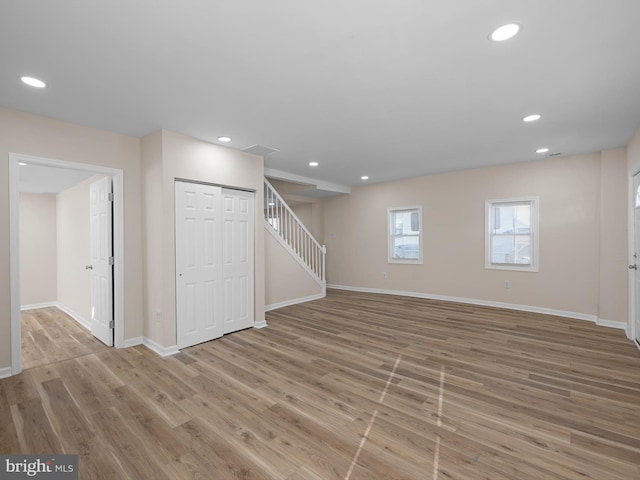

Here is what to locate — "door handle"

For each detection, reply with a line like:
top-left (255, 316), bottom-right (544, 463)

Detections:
top-left (629, 264), bottom-right (637, 270)
top-left (85, 265), bottom-right (93, 270)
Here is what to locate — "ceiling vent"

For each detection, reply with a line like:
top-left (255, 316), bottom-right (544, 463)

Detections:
top-left (547, 152), bottom-right (563, 157)
top-left (243, 144), bottom-right (280, 156)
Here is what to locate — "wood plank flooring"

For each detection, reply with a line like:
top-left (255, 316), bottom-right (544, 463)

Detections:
top-left (2, 291), bottom-right (640, 479)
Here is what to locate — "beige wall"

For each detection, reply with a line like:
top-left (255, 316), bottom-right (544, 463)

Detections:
top-left (141, 130), bottom-right (265, 347)
top-left (627, 127), bottom-right (640, 175)
top-left (0, 107), bottom-right (143, 369)
top-left (19, 193), bottom-right (57, 306)
top-left (141, 131), bottom-right (164, 344)
top-left (599, 149), bottom-right (628, 323)
top-left (265, 230), bottom-right (323, 307)
top-left (56, 175), bottom-right (104, 322)
top-left (323, 151), bottom-right (628, 323)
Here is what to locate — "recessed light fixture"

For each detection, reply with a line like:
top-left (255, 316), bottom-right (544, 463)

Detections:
top-left (309, 161), bottom-right (319, 167)
top-left (217, 136), bottom-right (231, 142)
top-left (20, 76), bottom-right (46, 88)
top-left (523, 114), bottom-right (541, 122)
top-left (489, 23), bottom-right (521, 42)
top-left (536, 148), bottom-right (549, 154)
top-left (361, 176), bottom-right (369, 181)
top-left (18, 162), bottom-right (28, 166)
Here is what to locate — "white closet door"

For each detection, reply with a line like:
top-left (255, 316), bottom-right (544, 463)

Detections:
top-left (175, 181), bottom-right (224, 348)
top-left (222, 188), bottom-right (255, 334)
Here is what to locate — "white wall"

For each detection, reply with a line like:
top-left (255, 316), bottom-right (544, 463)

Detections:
top-left (323, 150), bottom-right (628, 324)
top-left (19, 193), bottom-right (57, 306)
top-left (0, 107), bottom-right (143, 370)
top-left (265, 229), bottom-right (323, 308)
top-left (141, 129), bottom-right (265, 348)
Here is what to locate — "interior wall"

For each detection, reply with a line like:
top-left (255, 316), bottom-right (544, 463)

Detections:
top-left (626, 126), bottom-right (640, 174)
top-left (141, 130), bottom-right (164, 345)
top-left (0, 107), bottom-right (143, 369)
top-left (19, 193), bottom-right (57, 306)
top-left (141, 129), bottom-right (265, 348)
top-left (265, 230), bottom-right (323, 308)
top-left (56, 174), bottom-right (104, 322)
top-left (323, 151), bottom-right (628, 324)
top-left (599, 148), bottom-right (628, 323)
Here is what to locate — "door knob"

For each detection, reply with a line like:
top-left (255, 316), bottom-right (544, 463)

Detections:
top-left (85, 265), bottom-right (93, 270)
top-left (629, 264), bottom-right (637, 270)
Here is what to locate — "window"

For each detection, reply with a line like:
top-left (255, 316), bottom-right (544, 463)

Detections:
top-left (486, 198), bottom-right (539, 272)
top-left (388, 206), bottom-right (422, 263)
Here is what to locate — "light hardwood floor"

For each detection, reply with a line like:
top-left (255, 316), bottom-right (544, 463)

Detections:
top-left (2, 291), bottom-right (640, 479)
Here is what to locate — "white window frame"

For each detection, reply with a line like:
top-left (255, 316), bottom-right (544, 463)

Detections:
top-left (388, 205), bottom-right (423, 264)
top-left (485, 197), bottom-right (539, 272)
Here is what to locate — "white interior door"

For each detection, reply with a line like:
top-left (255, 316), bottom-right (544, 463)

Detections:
top-left (222, 188), bottom-right (255, 334)
top-left (89, 176), bottom-right (114, 346)
top-left (175, 181), bottom-right (224, 348)
top-left (633, 173), bottom-right (640, 346)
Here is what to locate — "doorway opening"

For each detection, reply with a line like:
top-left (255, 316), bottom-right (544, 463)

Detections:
top-left (9, 153), bottom-right (125, 376)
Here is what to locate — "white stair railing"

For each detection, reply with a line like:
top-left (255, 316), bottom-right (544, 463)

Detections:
top-left (264, 179), bottom-right (326, 284)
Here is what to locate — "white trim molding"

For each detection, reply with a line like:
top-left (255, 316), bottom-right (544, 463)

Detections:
top-left (121, 336), bottom-right (144, 348)
top-left (21, 302), bottom-right (57, 311)
top-left (595, 318), bottom-right (628, 331)
top-left (8, 153), bottom-right (126, 378)
top-left (254, 320), bottom-right (268, 329)
top-left (142, 338), bottom-right (180, 357)
top-left (265, 292), bottom-right (326, 312)
top-left (0, 366), bottom-right (13, 380)
top-left (327, 284), bottom-right (631, 331)
top-left (55, 303), bottom-right (91, 331)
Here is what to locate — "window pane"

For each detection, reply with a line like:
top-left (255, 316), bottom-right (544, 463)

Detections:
top-left (514, 204), bottom-right (531, 234)
top-left (493, 204), bottom-right (530, 234)
top-left (392, 210), bottom-right (420, 235)
top-left (491, 236), bottom-right (514, 263)
top-left (514, 235), bottom-right (531, 264)
top-left (486, 198), bottom-right (537, 271)
top-left (392, 236), bottom-right (419, 260)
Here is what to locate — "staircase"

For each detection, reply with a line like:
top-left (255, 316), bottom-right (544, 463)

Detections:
top-left (264, 179), bottom-right (326, 293)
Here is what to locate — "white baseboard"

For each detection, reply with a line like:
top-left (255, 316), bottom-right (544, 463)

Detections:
top-left (253, 320), bottom-right (268, 329)
top-left (265, 292), bottom-right (326, 312)
top-left (143, 338), bottom-right (179, 357)
top-left (21, 302), bottom-right (92, 331)
top-left (21, 302), bottom-right (56, 311)
top-left (0, 366), bottom-right (12, 380)
top-left (55, 302), bottom-right (91, 331)
top-left (596, 318), bottom-right (628, 330)
top-left (121, 336), bottom-right (143, 348)
top-left (327, 284), bottom-right (630, 331)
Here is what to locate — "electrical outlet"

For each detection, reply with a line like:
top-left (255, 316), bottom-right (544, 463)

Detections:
top-left (504, 280), bottom-right (510, 289)
top-left (382, 271), bottom-right (387, 279)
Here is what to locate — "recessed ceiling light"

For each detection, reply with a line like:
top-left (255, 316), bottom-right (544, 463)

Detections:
top-left (267, 202), bottom-right (275, 206)
top-left (309, 161), bottom-right (319, 167)
top-left (20, 76), bottom-right (46, 88)
top-left (361, 176), bottom-right (369, 181)
top-left (217, 136), bottom-right (231, 142)
top-left (489, 23), bottom-right (521, 42)
top-left (18, 162), bottom-right (28, 166)
top-left (536, 148), bottom-right (549, 154)
top-left (523, 114), bottom-right (541, 122)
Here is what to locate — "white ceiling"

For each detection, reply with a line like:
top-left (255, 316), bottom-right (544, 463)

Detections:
top-left (2, 1), bottom-right (639, 188)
